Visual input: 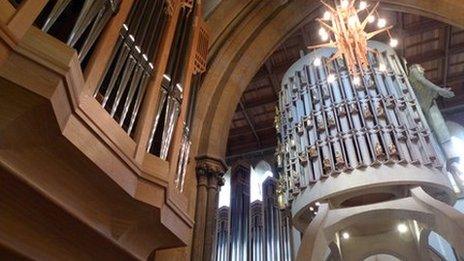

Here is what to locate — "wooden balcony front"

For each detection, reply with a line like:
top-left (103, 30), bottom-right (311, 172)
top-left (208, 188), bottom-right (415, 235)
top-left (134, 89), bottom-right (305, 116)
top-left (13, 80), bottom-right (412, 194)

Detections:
top-left (0, 0), bottom-right (203, 259)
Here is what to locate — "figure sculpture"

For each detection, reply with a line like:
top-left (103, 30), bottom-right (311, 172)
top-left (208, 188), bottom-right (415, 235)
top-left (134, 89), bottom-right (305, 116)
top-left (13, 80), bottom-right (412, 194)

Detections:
top-left (409, 64), bottom-right (456, 161)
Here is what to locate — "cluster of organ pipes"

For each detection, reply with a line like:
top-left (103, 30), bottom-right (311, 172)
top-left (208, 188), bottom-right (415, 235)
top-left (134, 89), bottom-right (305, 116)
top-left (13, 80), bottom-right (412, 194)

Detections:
top-left (175, 74), bottom-right (202, 191)
top-left (147, 0), bottom-right (195, 159)
top-left (275, 42), bottom-right (443, 203)
top-left (36, 0), bottom-right (120, 64)
top-left (95, 0), bottom-right (169, 136)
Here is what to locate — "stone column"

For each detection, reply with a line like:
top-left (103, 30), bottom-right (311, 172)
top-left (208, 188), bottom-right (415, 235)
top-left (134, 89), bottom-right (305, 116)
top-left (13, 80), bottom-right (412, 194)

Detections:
top-left (191, 156), bottom-right (227, 261)
top-left (204, 170), bottom-right (224, 261)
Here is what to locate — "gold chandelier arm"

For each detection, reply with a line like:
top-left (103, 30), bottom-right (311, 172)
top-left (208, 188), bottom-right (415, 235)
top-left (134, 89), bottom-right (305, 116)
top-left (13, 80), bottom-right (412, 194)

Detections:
top-left (316, 19), bottom-right (336, 33)
top-left (307, 42), bottom-right (336, 50)
top-left (366, 26), bottom-right (393, 40)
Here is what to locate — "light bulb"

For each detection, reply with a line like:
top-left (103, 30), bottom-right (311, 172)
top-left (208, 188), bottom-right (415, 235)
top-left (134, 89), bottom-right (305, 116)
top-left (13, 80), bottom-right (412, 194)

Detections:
top-left (341, 0), bottom-right (349, 8)
top-left (359, 1), bottom-right (368, 10)
top-left (397, 223), bottom-right (408, 233)
top-left (315, 202), bottom-right (320, 206)
top-left (377, 18), bottom-right (387, 28)
top-left (390, 38), bottom-right (399, 48)
top-left (353, 76), bottom-right (361, 86)
top-left (342, 232), bottom-right (350, 239)
top-left (314, 58), bottom-right (322, 67)
top-left (367, 15), bottom-right (376, 23)
top-left (309, 207), bottom-right (314, 211)
top-left (378, 63), bottom-right (387, 72)
top-left (327, 74), bottom-right (336, 83)
top-left (320, 32), bottom-right (329, 41)
top-left (348, 16), bottom-right (358, 27)
top-left (323, 11), bottom-right (331, 21)
top-left (319, 27), bottom-right (327, 36)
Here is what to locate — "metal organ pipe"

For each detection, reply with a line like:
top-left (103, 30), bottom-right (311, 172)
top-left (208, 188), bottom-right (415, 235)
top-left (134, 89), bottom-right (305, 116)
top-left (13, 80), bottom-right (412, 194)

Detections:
top-left (215, 206), bottom-right (231, 261)
top-left (175, 73), bottom-right (202, 191)
top-left (250, 201), bottom-right (264, 261)
top-left (215, 172), bottom-right (294, 261)
top-left (276, 41), bottom-right (443, 205)
top-left (37, 0), bottom-right (121, 65)
top-left (147, 1), bottom-right (196, 159)
top-left (95, 0), bottom-right (169, 136)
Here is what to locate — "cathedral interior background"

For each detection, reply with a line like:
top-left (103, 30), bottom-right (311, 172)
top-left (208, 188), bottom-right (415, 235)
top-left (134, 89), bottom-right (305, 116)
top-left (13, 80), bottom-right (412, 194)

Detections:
top-left (1, 0), bottom-right (464, 260)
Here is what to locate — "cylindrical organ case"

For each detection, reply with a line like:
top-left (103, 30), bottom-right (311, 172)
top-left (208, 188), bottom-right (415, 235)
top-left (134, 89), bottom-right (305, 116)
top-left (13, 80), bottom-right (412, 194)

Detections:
top-left (276, 41), bottom-right (453, 219)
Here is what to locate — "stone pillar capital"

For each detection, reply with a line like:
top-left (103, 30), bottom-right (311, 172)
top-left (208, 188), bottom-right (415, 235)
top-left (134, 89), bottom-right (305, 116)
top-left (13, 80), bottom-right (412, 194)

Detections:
top-left (195, 155), bottom-right (227, 183)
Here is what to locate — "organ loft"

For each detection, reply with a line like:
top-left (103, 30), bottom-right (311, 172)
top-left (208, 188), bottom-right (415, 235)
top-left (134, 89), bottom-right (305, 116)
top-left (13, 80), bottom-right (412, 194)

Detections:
top-left (1, 0), bottom-right (464, 260)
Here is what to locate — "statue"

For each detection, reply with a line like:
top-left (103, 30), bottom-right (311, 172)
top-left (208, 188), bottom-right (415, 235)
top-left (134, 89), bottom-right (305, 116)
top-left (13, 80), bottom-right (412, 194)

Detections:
top-left (408, 64), bottom-right (456, 161)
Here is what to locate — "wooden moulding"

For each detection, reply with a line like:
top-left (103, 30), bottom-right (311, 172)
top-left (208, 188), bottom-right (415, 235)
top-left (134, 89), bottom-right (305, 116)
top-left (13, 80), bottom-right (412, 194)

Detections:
top-left (0, 7), bottom-right (194, 259)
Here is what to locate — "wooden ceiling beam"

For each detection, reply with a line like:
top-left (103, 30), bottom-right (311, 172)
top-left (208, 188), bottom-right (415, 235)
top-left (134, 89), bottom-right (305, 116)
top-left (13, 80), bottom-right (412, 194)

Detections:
top-left (228, 128), bottom-right (276, 141)
top-left (265, 59), bottom-right (281, 98)
top-left (239, 100), bottom-right (261, 148)
top-left (234, 93), bottom-right (276, 112)
top-left (229, 118), bottom-right (275, 137)
top-left (226, 146), bottom-right (276, 162)
top-left (407, 43), bottom-right (464, 64)
top-left (227, 137), bottom-right (276, 152)
top-left (403, 19), bottom-right (446, 37)
top-left (233, 108), bottom-right (275, 124)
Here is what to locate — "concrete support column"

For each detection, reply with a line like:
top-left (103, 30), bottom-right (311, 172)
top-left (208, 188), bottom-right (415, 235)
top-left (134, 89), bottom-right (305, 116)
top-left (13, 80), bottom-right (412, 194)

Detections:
top-left (191, 156), bottom-right (227, 261)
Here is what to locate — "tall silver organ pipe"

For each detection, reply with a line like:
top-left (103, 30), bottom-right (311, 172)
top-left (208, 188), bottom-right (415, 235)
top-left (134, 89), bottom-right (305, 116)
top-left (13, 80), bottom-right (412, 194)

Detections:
top-left (276, 41), bottom-right (443, 205)
top-left (263, 178), bottom-right (281, 260)
top-left (279, 208), bottom-right (293, 261)
top-left (215, 206), bottom-right (230, 261)
top-left (147, 1), bottom-right (196, 158)
top-left (229, 166), bottom-right (250, 261)
top-left (216, 168), bottom-right (294, 261)
top-left (95, 0), bottom-right (169, 135)
top-left (250, 201), bottom-right (264, 261)
top-left (37, 0), bottom-right (120, 65)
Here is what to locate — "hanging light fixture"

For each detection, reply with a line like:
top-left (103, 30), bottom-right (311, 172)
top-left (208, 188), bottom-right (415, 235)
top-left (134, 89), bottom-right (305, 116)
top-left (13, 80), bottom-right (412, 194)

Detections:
top-left (309, 0), bottom-right (396, 78)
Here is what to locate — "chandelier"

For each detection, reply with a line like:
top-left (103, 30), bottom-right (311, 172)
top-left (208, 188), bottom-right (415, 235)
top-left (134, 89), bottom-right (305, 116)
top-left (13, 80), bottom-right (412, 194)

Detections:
top-left (309, 0), bottom-right (397, 78)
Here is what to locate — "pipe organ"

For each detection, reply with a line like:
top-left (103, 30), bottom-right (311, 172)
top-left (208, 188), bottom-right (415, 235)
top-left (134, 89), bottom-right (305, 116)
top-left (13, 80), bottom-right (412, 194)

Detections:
top-left (175, 24), bottom-right (208, 190)
top-left (276, 41), bottom-right (444, 206)
top-left (95, 0), bottom-right (170, 135)
top-left (215, 168), bottom-right (293, 261)
top-left (147, 0), bottom-right (195, 159)
top-left (229, 165), bottom-right (250, 261)
top-left (36, 0), bottom-right (120, 65)
top-left (275, 40), bottom-right (464, 261)
top-left (263, 178), bottom-right (283, 260)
